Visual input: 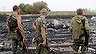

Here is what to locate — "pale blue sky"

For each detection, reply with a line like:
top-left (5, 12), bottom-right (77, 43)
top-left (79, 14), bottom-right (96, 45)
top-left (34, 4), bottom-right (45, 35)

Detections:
top-left (0, 0), bottom-right (96, 11)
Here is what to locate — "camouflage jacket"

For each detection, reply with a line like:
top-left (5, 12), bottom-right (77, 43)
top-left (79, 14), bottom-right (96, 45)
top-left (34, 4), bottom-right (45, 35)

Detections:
top-left (70, 15), bottom-right (89, 40)
top-left (35, 17), bottom-right (46, 42)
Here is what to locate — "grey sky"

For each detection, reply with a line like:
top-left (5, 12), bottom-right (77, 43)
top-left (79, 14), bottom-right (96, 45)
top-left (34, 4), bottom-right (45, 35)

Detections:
top-left (0, 0), bottom-right (96, 11)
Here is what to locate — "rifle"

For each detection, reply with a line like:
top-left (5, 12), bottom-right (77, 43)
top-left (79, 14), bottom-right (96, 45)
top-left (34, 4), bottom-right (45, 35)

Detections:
top-left (79, 18), bottom-right (89, 46)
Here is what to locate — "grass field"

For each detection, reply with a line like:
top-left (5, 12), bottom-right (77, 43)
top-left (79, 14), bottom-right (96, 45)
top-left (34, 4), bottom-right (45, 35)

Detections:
top-left (0, 11), bottom-right (96, 16)
top-left (0, 11), bottom-right (12, 15)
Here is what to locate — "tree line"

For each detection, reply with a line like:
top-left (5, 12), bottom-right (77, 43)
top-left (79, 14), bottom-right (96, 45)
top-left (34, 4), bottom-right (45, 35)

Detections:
top-left (19, 1), bottom-right (50, 14)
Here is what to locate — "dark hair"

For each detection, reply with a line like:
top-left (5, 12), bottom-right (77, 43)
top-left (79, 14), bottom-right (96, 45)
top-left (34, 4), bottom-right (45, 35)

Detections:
top-left (13, 5), bottom-right (20, 11)
top-left (77, 8), bottom-right (83, 15)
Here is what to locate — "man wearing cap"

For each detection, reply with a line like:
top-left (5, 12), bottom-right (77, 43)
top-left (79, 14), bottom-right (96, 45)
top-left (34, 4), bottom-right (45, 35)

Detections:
top-left (70, 8), bottom-right (89, 54)
top-left (33, 8), bottom-right (48, 54)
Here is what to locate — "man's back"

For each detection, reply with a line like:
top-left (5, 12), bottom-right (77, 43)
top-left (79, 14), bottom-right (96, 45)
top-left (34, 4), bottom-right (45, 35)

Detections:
top-left (8, 13), bottom-right (18, 32)
top-left (70, 15), bottom-right (89, 39)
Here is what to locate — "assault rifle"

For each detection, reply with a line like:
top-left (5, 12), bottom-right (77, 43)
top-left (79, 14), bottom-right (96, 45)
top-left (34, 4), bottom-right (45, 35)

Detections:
top-left (79, 18), bottom-right (89, 46)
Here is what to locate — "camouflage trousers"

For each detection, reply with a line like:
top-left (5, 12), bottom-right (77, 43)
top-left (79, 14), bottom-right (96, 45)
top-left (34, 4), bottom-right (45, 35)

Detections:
top-left (34, 36), bottom-right (48, 54)
top-left (36, 46), bottom-right (48, 54)
top-left (72, 39), bottom-right (86, 54)
top-left (11, 32), bottom-right (23, 54)
top-left (36, 41), bottom-right (48, 54)
top-left (35, 42), bottom-right (48, 54)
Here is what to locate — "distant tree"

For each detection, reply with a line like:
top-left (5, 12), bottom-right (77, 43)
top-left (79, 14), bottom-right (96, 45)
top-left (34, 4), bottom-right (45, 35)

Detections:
top-left (19, 1), bottom-right (50, 14)
top-left (32, 1), bottom-right (50, 14)
top-left (19, 3), bottom-right (25, 14)
top-left (27, 5), bottom-right (34, 14)
top-left (19, 3), bottom-right (33, 14)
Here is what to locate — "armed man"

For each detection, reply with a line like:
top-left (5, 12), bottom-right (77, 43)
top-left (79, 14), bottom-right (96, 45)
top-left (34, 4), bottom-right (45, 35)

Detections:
top-left (33, 8), bottom-right (48, 54)
top-left (70, 8), bottom-right (89, 54)
top-left (7, 5), bottom-right (25, 54)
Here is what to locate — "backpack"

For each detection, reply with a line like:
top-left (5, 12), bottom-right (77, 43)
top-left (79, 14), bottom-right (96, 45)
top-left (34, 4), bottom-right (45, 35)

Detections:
top-left (8, 14), bottom-right (18, 31)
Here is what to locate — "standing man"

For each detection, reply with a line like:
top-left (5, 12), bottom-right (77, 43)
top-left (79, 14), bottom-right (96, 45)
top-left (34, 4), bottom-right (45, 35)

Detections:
top-left (70, 9), bottom-right (89, 54)
top-left (7, 5), bottom-right (25, 54)
top-left (33, 8), bottom-right (48, 54)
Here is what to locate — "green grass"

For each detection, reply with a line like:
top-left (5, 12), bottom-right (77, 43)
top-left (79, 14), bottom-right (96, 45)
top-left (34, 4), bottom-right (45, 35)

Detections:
top-left (0, 11), bottom-right (12, 15)
top-left (0, 11), bottom-right (96, 16)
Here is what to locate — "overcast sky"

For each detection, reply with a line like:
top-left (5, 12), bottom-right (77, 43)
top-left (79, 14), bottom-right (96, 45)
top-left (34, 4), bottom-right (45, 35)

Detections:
top-left (0, 0), bottom-right (96, 11)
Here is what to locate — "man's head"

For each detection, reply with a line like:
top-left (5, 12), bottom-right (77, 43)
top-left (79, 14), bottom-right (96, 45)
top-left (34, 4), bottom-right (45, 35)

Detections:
top-left (76, 8), bottom-right (83, 15)
top-left (40, 8), bottom-right (48, 17)
top-left (13, 5), bottom-right (20, 14)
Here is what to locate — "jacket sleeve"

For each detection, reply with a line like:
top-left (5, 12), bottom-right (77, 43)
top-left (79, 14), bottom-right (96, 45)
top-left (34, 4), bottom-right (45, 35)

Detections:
top-left (70, 17), bottom-right (74, 33)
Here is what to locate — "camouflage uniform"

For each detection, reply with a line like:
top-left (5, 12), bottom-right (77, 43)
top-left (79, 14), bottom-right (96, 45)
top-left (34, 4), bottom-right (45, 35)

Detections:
top-left (34, 17), bottom-right (48, 54)
top-left (10, 14), bottom-right (23, 54)
top-left (11, 31), bottom-right (23, 54)
top-left (70, 15), bottom-right (89, 54)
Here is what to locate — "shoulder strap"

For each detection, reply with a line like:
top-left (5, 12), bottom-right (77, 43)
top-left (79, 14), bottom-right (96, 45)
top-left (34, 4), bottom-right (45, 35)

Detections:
top-left (11, 13), bottom-right (18, 19)
top-left (81, 18), bottom-right (85, 27)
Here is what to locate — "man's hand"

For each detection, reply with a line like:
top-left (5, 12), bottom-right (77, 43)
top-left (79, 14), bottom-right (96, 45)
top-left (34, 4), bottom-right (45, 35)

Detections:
top-left (42, 41), bottom-right (46, 47)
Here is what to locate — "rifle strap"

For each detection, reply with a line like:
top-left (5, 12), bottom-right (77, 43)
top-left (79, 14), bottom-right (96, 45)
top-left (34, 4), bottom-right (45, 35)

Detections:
top-left (81, 18), bottom-right (85, 28)
top-left (79, 18), bottom-right (85, 39)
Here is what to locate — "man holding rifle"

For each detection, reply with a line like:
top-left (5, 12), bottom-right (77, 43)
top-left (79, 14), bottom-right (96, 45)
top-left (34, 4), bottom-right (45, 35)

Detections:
top-left (70, 8), bottom-right (90, 54)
